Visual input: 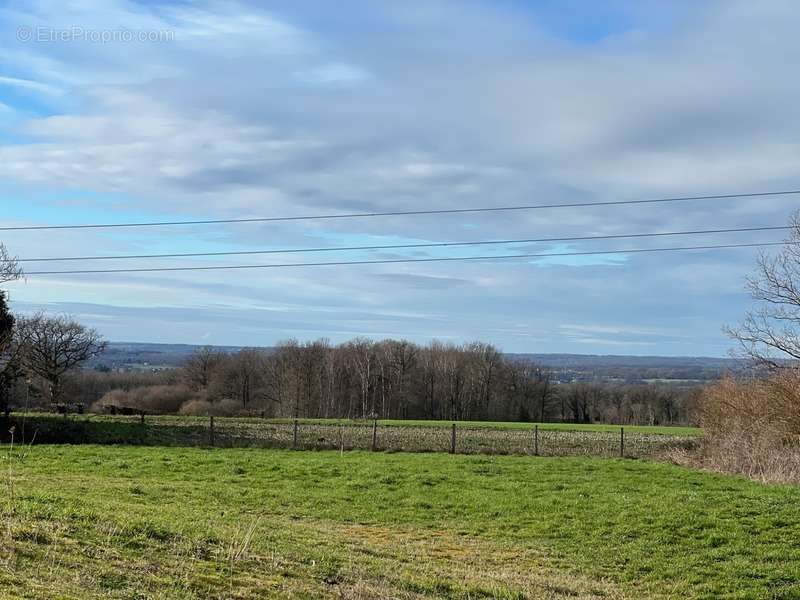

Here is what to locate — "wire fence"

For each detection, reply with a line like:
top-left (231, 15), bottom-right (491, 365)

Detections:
top-left (5, 415), bottom-right (698, 458)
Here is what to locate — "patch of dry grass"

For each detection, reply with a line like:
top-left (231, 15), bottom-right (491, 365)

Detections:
top-left (689, 373), bottom-right (800, 483)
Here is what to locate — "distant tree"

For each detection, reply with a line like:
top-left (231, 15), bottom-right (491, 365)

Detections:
top-left (0, 337), bottom-right (26, 419)
top-left (267, 340), bottom-right (304, 417)
top-left (345, 338), bottom-right (375, 419)
top-left (0, 243), bottom-right (22, 357)
top-left (0, 292), bottom-right (13, 352)
top-left (564, 384), bottom-right (590, 423)
top-left (0, 294), bottom-right (19, 419)
top-left (386, 340), bottom-right (418, 419)
top-left (658, 386), bottom-right (679, 425)
top-left (0, 243), bottom-right (22, 418)
top-left (221, 348), bottom-right (267, 408)
top-left (182, 346), bottom-right (224, 391)
top-left (470, 342), bottom-right (502, 420)
top-left (726, 211), bottom-right (800, 368)
top-left (18, 314), bottom-right (107, 407)
top-left (506, 360), bottom-right (552, 423)
top-left (417, 342), bottom-right (441, 420)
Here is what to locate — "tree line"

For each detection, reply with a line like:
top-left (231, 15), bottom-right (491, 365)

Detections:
top-left (92, 339), bottom-right (694, 425)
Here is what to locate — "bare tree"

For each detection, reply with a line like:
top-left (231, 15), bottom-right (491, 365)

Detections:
top-left (220, 348), bottom-right (267, 408)
top-left (276, 339), bottom-right (305, 418)
top-left (18, 314), bottom-right (107, 406)
top-left (183, 346), bottom-right (224, 391)
top-left (506, 360), bottom-right (552, 422)
top-left (418, 342), bottom-right (442, 419)
top-left (726, 211), bottom-right (800, 369)
top-left (564, 384), bottom-right (591, 423)
top-left (345, 338), bottom-right (374, 419)
top-left (263, 341), bottom-right (295, 414)
top-left (390, 340), bottom-right (418, 419)
top-left (470, 342), bottom-right (502, 420)
top-left (0, 243), bottom-right (23, 286)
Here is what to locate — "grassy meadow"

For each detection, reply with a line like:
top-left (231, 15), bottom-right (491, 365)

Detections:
top-left (269, 418), bottom-right (702, 436)
top-left (2, 445), bottom-right (799, 599)
top-left (14, 413), bottom-right (702, 436)
top-left (7, 414), bottom-right (698, 458)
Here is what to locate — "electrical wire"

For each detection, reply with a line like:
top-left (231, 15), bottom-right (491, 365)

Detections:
top-left (23, 240), bottom-right (794, 276)
top-left (3, 189), bottom-right (799, 231)
top-left (14, 225), bottom-right (792, 262)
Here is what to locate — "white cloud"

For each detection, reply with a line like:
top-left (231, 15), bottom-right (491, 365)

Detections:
top-left (0, 75), bottom-right (61, 95)
top-left (294, 63), bottom-right (368, 85)
top-left (0, 0), bottom-right (797, 353)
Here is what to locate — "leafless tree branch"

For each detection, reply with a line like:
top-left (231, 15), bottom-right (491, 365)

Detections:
top-left (0, 243), bottom-right (23, 286)
top-left (727, 210), bottom-right (800, 369)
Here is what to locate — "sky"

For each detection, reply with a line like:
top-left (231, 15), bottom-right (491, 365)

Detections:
top-left (0, 0), bottom-right (799, 356)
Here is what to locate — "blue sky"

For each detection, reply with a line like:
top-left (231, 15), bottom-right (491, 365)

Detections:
top-left (1, 0), bottom-right (799, 356)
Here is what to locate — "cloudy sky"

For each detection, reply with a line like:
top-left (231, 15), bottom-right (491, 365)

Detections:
top-left (0, 0), bottom-right (799, 356)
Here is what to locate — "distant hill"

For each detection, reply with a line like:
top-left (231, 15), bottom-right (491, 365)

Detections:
top-left (507, 353), bottom-right (740, 369)
top-left (507, 353), bottom-right (745, 384)
top-left (86, 342), bottom-right (244, 372)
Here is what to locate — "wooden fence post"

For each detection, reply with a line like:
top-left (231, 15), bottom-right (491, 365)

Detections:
top-left (450, 423), bottom-right (457, 454)
top-left (209, 415), bottom-right (215, 447)
top-left (293, 419), bottom-right (299, 449)
top-left (534, 424), bottom-right (539, 456)
top-left (371, 418), bottom-right (378, 451)
top-left (140, 412), bottom-right (145, 426)
top-left (620, 426), bottom-right (624, 458)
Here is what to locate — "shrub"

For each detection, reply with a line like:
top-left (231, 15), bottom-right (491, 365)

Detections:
top-left (690, 372), bottom-right (800, 483)
top-left (178, 398), bottom-right (243, 417)
top-left (212, 399), bottom-right (243, 417)
top-left (95, 385), bottom-right (203, 415)
top-left (178, 399), bottom-right (213, 416)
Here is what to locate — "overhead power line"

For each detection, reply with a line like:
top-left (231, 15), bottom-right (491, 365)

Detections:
top-left (14, 225), bottom-right (792, 262)
top-left (2, 189), bottom-right (800, 232)
top-left (23, 241), bottom-right (793, 276)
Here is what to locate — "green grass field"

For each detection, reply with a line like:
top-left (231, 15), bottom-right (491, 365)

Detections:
top-left (16, 413), bottom-right (702, 435)
top-left (2, 445), bottom-right (798, 599)
top-left (256, 417), bottom-right (700, 436)
top-left (8, 414), bottom-right (698, 458)
top-left (16, 413), bottom-right (701, 437)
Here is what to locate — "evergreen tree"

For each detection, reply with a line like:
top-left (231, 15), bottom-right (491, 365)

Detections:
top-left (0, 291), bottom-right (13, 344)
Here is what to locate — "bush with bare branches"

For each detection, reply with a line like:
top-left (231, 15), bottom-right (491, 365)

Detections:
top-left (94, 385), bottom-right (202, 415)
top-left (179, 398), bottom-right (242, 417)
top-left (688, 372), bottom-right (800, 483)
